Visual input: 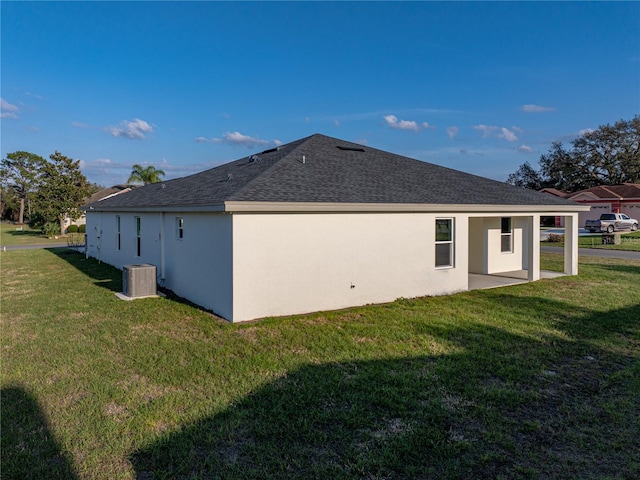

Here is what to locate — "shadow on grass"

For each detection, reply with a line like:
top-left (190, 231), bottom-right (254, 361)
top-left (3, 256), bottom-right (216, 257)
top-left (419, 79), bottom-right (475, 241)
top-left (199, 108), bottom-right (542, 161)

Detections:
top-left (47, 247), bottom-right (122, 293)
top-left (5, 228), bottom-right (46, 239)
top-left (595, 263), bottom-right (640, 275)
top-left (1, 386), bottom-right (78, 480)
top-left (131, 301), bottom-right (640, 480)
top-left (45, 248), bottom-right (223, 318)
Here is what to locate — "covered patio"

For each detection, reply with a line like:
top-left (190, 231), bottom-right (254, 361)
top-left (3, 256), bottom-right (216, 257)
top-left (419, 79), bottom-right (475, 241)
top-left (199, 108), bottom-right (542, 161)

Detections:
top-left (468, 270), bottom-right (567, 291)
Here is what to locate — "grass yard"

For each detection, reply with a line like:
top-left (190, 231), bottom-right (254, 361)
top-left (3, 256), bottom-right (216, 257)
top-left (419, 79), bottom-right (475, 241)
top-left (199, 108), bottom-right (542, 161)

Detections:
top-left (1, 248), bottom-right (639, 479)
top-left (0, 222), bottom-right (66, 247)
top-left (543, 230), bottom-right (640, 252)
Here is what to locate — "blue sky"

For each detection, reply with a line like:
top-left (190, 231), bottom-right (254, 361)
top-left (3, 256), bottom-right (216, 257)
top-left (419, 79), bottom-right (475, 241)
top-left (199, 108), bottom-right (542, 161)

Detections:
top-left (2, 1), bottom-right (639, 187)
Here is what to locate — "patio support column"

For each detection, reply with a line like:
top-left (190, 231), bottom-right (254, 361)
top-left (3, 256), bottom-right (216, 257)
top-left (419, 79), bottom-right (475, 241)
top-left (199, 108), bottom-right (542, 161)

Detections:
top-left (528, 214), bottom-right (540, 281)
top-left (564, 213), bottom-right (579, 275)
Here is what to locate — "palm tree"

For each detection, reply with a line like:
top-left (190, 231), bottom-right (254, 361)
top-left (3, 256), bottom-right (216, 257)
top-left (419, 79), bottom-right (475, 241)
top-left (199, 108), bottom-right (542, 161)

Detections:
top-left (127, 164), bottom-right (165, 185)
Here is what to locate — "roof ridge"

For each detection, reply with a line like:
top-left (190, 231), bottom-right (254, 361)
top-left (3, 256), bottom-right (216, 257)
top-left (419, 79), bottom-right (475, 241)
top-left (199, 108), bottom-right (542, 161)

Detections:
top-left (599, 185), bottom-right (623, 199)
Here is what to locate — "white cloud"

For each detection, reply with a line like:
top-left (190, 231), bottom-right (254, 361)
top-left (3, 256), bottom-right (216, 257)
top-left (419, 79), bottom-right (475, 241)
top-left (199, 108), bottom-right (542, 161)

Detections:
top-left (222, 131), bottom-right (270, 147)
top-left (446, 126), bottom-right (459, 139)
top-left (106, 118), bottom-right (154, 139)
top-left (334, 119), bottom-right (340, 127)
top-left (498, 127), bottom-right (519, 142)
top-left (473, 124), bottom-right (499, 138)
top-left (79, 157), bottom-right (219, 187)
top-left (474, 124), bottom-right (521, 142)
top-left (383, 114), bottom-right (421, 132)
top-left (200, 131), bottom-right (280, 149)
top-left (1, 98), bottom-right (19, 118)
top-left (579, 128), bottom-right (595, 135)
top-left (1, 98), bottom-right (18, 112)
top-left (521, 104), bottom-right (555, 113)
top-left (72, 121), bottom-right (89, 128)
top-left (518, 144), bottom-right (533, 153)
top-left (355, 138), bottom-right (368, 145)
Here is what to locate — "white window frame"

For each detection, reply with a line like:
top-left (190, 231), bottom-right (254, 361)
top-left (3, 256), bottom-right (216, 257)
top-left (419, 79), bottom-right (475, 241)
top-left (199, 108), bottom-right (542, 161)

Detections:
top-left (176, 217), bottom-right (184, 240)
top-left (501, 217), bottom-right (513, 253)
top-left (135, 216), bottom-right (141, 257)
top-left (435, 218), bottom-right (454, 268)
top-left (116, 215), bottom-right (121, 250)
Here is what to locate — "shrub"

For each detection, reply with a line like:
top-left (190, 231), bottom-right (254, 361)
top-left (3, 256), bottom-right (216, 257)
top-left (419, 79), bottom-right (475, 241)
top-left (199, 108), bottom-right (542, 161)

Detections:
top-left (67, 225), bottom-right (79, 233)
top-left (43, 222), bottom-right (60, 237)
top-left (547, 233), bottom-right (565, 243)
top-left (78, 224), bottom-right (86, 233)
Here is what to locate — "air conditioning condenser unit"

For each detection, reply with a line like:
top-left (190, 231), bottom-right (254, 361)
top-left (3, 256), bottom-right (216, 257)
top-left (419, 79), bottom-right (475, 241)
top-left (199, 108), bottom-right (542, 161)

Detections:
top-left (122, 264), bottom-right (157, 298)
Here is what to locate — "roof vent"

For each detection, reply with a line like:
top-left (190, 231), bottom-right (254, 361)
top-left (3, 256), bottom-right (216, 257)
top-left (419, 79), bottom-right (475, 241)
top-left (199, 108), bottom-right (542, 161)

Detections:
top-left (337, 145), bottom-right (365, 152)
top-left (249, 154), bottom-right (260, 163)
top-left (260, 146), bottom-right (280, 154)
top-left (226, 173), bottom-right (233, 181)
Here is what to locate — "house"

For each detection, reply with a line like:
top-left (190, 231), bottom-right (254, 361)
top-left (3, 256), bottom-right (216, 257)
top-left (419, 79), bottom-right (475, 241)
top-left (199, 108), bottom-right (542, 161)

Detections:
top-left (64, 184), bottom-right (137, 233)
top-left (567, 184), bottom-right (640, 228)
top-left (83, 134), bottom-right (588, 323)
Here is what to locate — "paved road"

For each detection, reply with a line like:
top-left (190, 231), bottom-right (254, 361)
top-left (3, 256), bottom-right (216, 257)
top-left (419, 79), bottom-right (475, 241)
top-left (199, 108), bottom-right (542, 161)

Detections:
top-left (541, 245), bottom-right (640, 261)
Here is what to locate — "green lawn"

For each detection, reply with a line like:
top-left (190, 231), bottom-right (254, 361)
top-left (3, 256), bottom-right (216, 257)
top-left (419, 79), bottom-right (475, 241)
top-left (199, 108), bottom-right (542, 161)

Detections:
top-left (543, 230), bottom-right (640, 252)
top-left (2, 249), bottom-right (639, 479)
top-left (0, 221), bottom-right (66, 246)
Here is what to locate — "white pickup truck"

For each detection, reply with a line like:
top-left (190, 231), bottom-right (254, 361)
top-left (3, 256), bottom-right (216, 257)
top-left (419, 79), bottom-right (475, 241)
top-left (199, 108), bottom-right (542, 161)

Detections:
top-left (585, 213), bottom-right (638, 233)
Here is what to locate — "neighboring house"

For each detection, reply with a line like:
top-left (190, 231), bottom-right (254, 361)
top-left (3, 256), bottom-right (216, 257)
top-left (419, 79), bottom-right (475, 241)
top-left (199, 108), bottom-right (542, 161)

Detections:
top-left (539, 188), bottom-right (570, 227)
top-left (64, 185), bottom-right (137, 232)
top-left (83, 134), bottom-right (588, 323)
top-left (567, 184), bottom-right (640, 228)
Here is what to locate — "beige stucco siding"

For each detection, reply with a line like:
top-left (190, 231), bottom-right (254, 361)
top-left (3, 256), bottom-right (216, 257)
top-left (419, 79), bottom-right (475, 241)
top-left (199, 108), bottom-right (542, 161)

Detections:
top-left (163, 213), bottom-right (233, 320)
top-left (231, 212), bottom-right (469, 322)
top-left (86, 211), bottom-right (234, 320)
top-left (86, 211), bottom-right (162, 269)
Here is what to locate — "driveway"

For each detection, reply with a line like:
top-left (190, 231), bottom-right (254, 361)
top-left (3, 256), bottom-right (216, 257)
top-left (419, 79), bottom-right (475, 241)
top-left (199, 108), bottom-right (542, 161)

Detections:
top-left (540, 227), bottom-right (591, 241)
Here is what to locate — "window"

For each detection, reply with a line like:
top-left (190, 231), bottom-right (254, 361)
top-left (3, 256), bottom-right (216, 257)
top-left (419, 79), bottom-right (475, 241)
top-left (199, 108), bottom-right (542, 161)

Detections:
top-left (435, 218), bottom-right (454, 267)
top-left (176, 217), bottom-right (184, 240)
top-left (135, 216), bottom-right (141, 256)
top-left (501, 217), bottom-right (513, 253)
top-left (116, 216), bottom-right (121, 250)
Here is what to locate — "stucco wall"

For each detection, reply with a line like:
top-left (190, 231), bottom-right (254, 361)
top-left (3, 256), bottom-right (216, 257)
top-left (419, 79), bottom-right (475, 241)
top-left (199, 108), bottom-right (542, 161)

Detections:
top-left (162, 213), bottom-right (233, 320)
top-left (231, 212), bottom-right (469, 322)
top-left (86, 211), bottom-right (234, 320)
top-left (484, 216), bottom-right (526, 274)
top-left (468, 218), bottom-right (486, 274)
top-left (468, 216), bottom-right (529, 275)
top-left (86, 211), bottom-right (162, 268)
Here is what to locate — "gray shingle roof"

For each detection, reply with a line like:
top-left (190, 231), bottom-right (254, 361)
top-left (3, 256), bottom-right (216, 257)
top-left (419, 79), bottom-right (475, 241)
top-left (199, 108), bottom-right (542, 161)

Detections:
top-left (84, 133), bottom-right (580, 210)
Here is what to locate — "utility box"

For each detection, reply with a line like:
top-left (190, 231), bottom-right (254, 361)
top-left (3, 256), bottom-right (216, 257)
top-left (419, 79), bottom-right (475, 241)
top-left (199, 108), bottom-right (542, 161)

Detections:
top-left (122, 264), bottom-right (157, 298)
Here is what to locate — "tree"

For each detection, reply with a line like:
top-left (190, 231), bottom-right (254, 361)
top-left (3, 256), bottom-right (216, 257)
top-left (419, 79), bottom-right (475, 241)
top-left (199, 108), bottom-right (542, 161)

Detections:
top-left (32, 151), bottom-right (90, 234)
top-left (507, 116), bottom-right (640, 192)
top-left (506, 161), bottom-right (543, 190)
top-left (0, 151), bottom-right (45, 224)
top-left (127, 164), bottom-right (165, 185)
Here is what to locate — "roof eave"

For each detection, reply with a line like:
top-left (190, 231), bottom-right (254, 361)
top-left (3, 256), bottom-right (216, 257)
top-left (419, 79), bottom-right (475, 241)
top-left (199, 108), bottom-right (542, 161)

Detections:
top-left (82, 201), bottom-right (590, 215)
top-left (82, 203), bottom-right (227, 213)
top-left (222, 201), bottom-right (591, 214)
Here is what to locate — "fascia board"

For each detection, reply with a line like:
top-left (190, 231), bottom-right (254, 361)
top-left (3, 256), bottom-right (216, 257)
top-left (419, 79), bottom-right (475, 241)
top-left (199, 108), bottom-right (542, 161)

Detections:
top-left (222, 201), bottom-right (591, 214)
